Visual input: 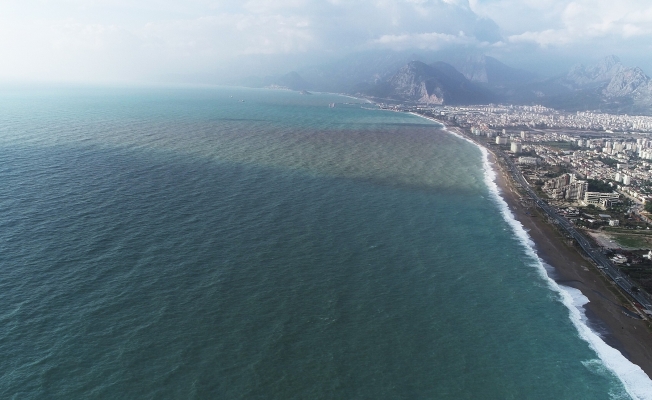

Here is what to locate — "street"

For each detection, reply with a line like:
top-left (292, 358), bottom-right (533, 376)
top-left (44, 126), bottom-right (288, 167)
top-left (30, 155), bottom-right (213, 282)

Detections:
top-left (498, 150), bottom-right (652, 314)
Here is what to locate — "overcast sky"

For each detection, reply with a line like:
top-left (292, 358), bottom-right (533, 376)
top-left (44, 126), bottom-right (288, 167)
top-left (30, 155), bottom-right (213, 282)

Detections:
top-left (2, 0), bottom-right (652, 84)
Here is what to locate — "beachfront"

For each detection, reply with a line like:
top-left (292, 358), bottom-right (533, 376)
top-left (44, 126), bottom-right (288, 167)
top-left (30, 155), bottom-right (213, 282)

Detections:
top-left (415, 111), bottom-right (652, 381)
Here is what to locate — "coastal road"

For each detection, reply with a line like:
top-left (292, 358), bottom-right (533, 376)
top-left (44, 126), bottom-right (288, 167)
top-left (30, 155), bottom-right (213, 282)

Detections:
top-left (498, 151), bottom-right (652, 315)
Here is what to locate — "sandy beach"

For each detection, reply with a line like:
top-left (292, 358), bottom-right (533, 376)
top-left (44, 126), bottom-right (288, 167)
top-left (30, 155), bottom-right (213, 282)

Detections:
top-left (421, 117), bottom-right (652, 378)
top-left (489, 146), bottom-right (652, 378)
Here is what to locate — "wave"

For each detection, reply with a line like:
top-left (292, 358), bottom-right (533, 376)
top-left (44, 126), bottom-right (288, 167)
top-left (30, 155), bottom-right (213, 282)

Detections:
top-left (439, 127), bottom-right (652, 400)
top-left (404, 112), bottom-right (652, 398)
top-left (477, 143), bottom-right (652, 399)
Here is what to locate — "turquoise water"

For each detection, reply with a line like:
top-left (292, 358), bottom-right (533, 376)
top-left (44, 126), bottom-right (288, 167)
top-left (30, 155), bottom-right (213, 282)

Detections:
top-left (0, 86), bottom-right (644, 398)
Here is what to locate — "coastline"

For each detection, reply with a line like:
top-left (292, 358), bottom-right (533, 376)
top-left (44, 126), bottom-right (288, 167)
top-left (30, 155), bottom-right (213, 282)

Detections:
top-left (489, 149), bottom-right (652, 373)
top-left (277, 93), bottom-right (652, 382)
top-left (412, 115), bottom-right (652, 390)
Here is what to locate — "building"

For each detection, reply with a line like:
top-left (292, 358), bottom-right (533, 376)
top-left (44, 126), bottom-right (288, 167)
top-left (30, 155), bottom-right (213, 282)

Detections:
top-left (614, 172), bottom-right (622, 182)
top-left (566, 180), bottom-right (588, 201)
top-left (496, 136), bottom-right (509, 145)
top-left (622, 175), bottom-right (631, 185)
top-left (609, 219), bottom-right (620, 226)
top-left (584, 192), bottom-right (620, 208)
top-left (544, 173), bottom-right (572, 190)
top-left (518, 156), bottom-right (539, 165)
top-left (511, 141), bottom-right (522, 153)
top-left (611, 254), bottom-right (627, 264)
top-left (542, 174), bottom-right (587, 202)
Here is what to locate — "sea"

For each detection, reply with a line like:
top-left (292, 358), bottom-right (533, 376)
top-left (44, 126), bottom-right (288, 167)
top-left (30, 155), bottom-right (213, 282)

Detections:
top-left (0, 86), bottom-right (651, 399)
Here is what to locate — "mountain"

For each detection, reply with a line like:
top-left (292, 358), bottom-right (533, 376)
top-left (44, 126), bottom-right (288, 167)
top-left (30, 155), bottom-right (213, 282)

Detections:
top-left (295, 51), bottom-right (427, 93)
top-left (603, 66), bottom-right (650, 98)
top-left (238, 51), bottom-right (652, 115)
top-left (361, 54), bottom-right (652, 113)
top-left (565, 55), bottom-right (624, 88)
top-left (240, 49), bottom-right (512, 94)
top-left (360, 60), bottom-right (495, 105)
top-left (443, 54), bottom-right (537, 87)
top-left (237, 49), bottom-right (534, 97)
top-left (496, 56), bottom-right (652, 114)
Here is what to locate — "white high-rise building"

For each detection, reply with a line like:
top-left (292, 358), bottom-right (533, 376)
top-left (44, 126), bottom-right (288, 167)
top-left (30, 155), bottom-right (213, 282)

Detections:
top-left (511, 141), bottom-right (522, 153)
top-left (614, 172), bottom-right (622, 182)
top-left (623, 175), bottom-right (631, 185)
top-left (566, 181), bottom-right (588, 201)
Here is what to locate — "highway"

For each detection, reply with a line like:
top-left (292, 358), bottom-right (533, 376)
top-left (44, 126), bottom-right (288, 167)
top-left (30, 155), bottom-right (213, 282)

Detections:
top-left (496, 150), bottom-right (652, 315)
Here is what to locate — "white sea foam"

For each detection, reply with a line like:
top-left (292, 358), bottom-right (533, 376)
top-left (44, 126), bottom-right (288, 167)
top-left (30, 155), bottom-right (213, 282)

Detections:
top-left (476, 138), bottom-right (652, 398)
top-left (475, 133), bottom-right (652, 400)
top-left (408, 113), bottom-right (652, 399)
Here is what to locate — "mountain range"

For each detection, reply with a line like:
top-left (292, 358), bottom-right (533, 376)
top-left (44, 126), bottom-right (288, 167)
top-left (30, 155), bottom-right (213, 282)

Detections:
top-left (358, 60), bottom-right (495, 105)
top-left (245, 53), bottom-right (652, 115)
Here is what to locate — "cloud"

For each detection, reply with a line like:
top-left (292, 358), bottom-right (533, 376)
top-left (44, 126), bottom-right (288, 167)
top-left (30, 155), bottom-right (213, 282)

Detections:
top-left (372, 31), bottom-right (479, 51)
top-left (462, 0), bottom-right (652, 75)
top-left (0, 0), bottom-right (508, 82)
top-left (2, 0), bottom-right (652, 83)
top-left (475, 0), bottom-right (652, 47)
top-left (507, 29), bottom-right (571, 47)
top-left (141, 13), bottom-right (315, 56)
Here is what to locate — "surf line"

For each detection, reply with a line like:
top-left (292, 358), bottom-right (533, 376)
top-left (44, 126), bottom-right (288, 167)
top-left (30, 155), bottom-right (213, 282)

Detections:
top-left (409, 111), bottom-right (652, 400)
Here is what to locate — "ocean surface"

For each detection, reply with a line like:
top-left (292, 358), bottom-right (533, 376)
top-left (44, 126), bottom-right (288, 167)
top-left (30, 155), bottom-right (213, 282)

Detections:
top-left (0, 86), bottom-right (650, 399)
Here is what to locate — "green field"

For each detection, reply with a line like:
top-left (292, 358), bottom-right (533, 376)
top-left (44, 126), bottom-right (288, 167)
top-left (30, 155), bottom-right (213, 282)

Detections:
top-left (613, 234), bottom-right (652, 249)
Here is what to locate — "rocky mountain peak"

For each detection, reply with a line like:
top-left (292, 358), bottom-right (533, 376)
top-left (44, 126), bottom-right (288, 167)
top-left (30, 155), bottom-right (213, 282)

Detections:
top-left (567, 55), bottom-right (624, 86)
top-left (603, 66), bottom-right (650, 98)
top-left (455, 54), bottom-right (489, 83)
top-left (598, 55), bottom-right (621, 70)
top-left (389, 61), bottom-right (444, 104)
top-left (443, 53), bottom-right (536, 86)
top-left (382, 60), bottom-right (492, 105)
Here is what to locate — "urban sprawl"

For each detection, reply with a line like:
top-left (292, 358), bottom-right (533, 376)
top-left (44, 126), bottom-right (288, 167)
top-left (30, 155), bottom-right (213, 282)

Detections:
top-left (394, 104), bottom-right (652, 210)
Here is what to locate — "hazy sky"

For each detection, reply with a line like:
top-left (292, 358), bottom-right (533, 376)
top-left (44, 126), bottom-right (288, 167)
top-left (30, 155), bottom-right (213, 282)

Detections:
top-left (1, 0), bottom-right (652, 83)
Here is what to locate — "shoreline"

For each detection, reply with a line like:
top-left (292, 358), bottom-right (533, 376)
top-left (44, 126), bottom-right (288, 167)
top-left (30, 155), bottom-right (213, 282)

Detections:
top-left (413, 115), bottom-right (652, 387)
top-left (489, 148), bottom-right (652, 370)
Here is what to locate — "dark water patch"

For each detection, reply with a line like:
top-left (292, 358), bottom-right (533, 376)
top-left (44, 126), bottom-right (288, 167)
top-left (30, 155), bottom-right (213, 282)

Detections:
top-left (0, 144), bottom-right (623, 398)
top-left (214, 118), bottom-right (268, 122)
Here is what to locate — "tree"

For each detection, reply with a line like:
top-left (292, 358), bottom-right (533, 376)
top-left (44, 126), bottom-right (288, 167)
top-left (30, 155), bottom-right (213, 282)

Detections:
top-left (587, 179), bottom-right (613, 193)
top-left (645, 202), bottom-right (652, 213)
